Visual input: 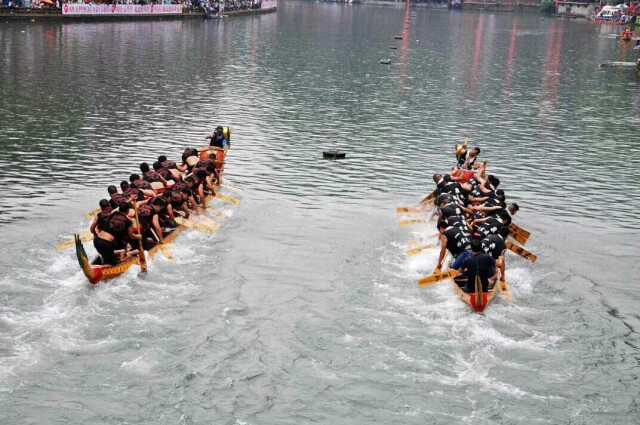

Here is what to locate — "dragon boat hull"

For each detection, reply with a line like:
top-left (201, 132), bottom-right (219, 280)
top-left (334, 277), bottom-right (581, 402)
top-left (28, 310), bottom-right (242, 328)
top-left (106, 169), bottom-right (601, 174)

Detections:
top-left (451, 279), bottom-right (499, 312)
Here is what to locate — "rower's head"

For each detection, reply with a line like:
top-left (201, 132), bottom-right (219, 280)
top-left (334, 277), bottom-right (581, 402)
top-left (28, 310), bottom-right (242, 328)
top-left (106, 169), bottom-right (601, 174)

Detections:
top-left (158, 155), bottom-right (167, 163)
top-left (508, 203), bottom-right (519, 215)
top-left (498, 226), bottom-right (510, 239)
top-left (99, 199), bottom-right (110, 210)
top-left (118, 202), bottom-right (131, 214)
top-left (184, 176), bottom-right (195, 187)
top-left (438, 194), bottom-right (450, 207)
top-left (120, 181), bottom-right (129, 191)
top-left (195, 169), bottom-right (208, 180)
top-left (215, 125), bottom-right (223, 134)
top-left (152, 161), bottom-right (162, 171)
top-left (206, 163), bottom-right (215, 173)
top-left (437, 221), bottom-right (448, 234)
top-left (442, 174), bottom-right (453, 183)
top-left (496, 190), bottom-right (506, 203)
top-left (140, 162), bottom-right (150, 173)
top-left (433, 173), bottom-right (442, 184)
top-left (129, 174), bottom-right (141, 183)
top-left (489, 176), bottom-right (500, 188)
top-left (470, 238), bottom-right (482, 253)
top-left (470, 147), bottom-right (480, 157)
top-left (107, 185), bottom-right (118, 196)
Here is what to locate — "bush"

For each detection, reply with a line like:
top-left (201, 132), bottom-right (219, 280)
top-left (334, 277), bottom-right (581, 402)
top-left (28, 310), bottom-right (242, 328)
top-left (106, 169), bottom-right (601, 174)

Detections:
top-left (541, 0), bottom-right (556, 14)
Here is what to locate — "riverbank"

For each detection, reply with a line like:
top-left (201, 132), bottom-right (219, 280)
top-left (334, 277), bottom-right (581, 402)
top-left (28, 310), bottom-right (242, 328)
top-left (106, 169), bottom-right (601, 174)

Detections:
top-left (0, 6), bottom-right (276, 21)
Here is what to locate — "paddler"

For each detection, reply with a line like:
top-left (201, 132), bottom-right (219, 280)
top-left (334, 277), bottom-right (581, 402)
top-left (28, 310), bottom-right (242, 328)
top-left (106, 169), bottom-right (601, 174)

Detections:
top-left (93, 202), bottom-right (142, 266)
top-left (481, 226), bottom-right (509, 282)
top-left (206, 126), bottom-right (228, 149)
top-left (453, 239), bottom-right (498, 293)
top-left (435, 220), bottom-right (472, 271)
top-left (137, 202), bottom-right (164, 249)
top-left (140, 162), bottom-right (168, 191)
top-left (89, 199), bottom-right (113, 237)
top-left (456, 146), bottom-right (481, 170)
top-left (107, 185), bottom-right (128, 210)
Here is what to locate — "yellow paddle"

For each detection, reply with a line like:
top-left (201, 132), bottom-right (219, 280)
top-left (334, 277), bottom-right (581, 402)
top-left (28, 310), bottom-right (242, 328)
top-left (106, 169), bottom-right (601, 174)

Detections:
top-left (505, 241), bottom-right (537, 263)
top-left (398, 218), bottom-right (426, 227)
top-left (175, 217), bottom-right (217, 235)
top-left (206, 208), bottom-right (229, 219)
top-left (84, 208), bottom-right (100, 219)
top-left (418, 269), bottom-right (461, 287)
top-left (215, 193), bottom-right (241, 205)
top-left (405, 243), bottom-right (437, 256)
top-left (55, 230), bottom-right (93, 252)
top-left (396, 206), bottom-right (425, 214)
top-left (509, 223), bottom-right (530, 239)
top-left (133, 203), bottom-right (147, 273)
top-left (498, 280), bottom-right (511, 302)
top-left (198, 215), bottom-right (221, 229)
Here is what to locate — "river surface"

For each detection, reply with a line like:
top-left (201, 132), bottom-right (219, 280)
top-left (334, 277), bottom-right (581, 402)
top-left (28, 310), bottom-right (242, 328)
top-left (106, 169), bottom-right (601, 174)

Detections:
top-left (1, 2), bottom-right (639, 424)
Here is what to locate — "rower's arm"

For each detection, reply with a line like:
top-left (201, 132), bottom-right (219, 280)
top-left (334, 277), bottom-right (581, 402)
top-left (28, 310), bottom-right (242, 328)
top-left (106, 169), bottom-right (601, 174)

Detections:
top-left (89, 216), bottom-right (99, 237)
top-left (127, 226), bottom-right (142, 240)
top-left (152, 215), bottom-right (164, 244)
top-left (167, 204), bottom-right (176, 221)
top-left (436, 235), bottom-right (447, 271)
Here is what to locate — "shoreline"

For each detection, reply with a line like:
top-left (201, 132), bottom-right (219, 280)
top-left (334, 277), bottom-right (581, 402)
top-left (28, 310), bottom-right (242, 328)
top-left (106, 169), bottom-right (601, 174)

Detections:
top-left (0, 6), bottom-right (276, 21)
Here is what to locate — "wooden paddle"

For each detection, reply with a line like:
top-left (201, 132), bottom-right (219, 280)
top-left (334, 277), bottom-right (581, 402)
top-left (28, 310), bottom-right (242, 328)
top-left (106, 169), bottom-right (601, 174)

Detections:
top-left (175, 216), bottom-right (217, 235)
top-left (509, 231), bottom-right (528, 245)
top-left (398, 218), bottom-right (426, 227)
top-left (206, 208), bottom-right (229, 219)
top-left (396, 206), bottom-right (425, 214)
top-left (133, 203), bottom-right (147, 273)
top-left (84, 208), bottom-right (100, 219)
top-left (498, 280), bottom-right (511, 302)
top-left (405, 243), bottom-right (437, 256)
top-left (505, 241), bottom-right (537, 263)
top-left (509, 223), bottom-right (530, 239)
top-left (215, 193), bottom-right (241, 205)
top-left (220, 183), bottom-right (243, 193)
top-left (56, 230), bottom-right (93, 251)
top-left (418, 269), bottom-right (461, 286)
top-left (198, 215), bottom-right (221, 229)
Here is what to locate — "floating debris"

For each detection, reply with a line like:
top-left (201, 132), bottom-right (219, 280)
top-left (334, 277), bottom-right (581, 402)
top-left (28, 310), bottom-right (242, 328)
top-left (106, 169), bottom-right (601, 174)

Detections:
top-left (380, 59), bottom-right (391, 65)
top-left (323, 149), bottom-right (346, 160)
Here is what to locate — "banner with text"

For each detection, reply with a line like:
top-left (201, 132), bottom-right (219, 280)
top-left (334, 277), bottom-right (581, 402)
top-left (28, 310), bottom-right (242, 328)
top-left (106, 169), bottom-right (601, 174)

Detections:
top-left (261, 0), bottom-right (276, 9)
top-left (62, 4), bottom-right (183, 15)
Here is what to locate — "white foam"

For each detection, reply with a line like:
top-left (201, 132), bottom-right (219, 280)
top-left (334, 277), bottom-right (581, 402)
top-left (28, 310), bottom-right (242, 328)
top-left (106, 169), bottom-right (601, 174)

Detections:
top-left (120, 353), bottom-right (156, 375)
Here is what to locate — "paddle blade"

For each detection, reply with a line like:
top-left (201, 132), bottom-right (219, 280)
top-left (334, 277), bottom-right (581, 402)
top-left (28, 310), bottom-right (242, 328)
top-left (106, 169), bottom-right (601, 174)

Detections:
top-left (175, 217), bottom-right (217, 235)
top-left (220, 183), bottom-right (243, 193)
top-left (198, 215), bottom-right (221, 229)
top-left (396, 206), bottom-right (423, 214)
top-left (216, 193), bottom-right (241, 205)
top-left (84, 208), bottom-right (100, 219)
top-left (498, 280), bottom-right (512, 302)
top-left (505, 241), bottom-right (537, 263)
top-left (509, 223), bottom-right (530, 239)
top-left (418, 269), bottom-right (461, 286)
top-left (55, 231), bottom-right (93, 252)
top-left (160, 245), bottom-right (175, 263)
top-left (405, 243), bottom-right (436, 256)
top-left (206, 208), bottom-right (229, 219)
top-left (398, 218), bottom-right (426, 227)
top-left (509, 232), bottom-right (528, 245)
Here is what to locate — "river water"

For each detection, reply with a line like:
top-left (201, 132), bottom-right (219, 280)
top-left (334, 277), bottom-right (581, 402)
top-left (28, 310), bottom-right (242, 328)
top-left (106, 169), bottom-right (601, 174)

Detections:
top-left (1, 2), bottom-right (639, 424)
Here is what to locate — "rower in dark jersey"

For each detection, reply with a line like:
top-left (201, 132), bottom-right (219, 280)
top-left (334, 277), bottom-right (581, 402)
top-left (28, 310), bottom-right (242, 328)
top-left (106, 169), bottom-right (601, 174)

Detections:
top-left (181, 148), bottom-right (200, 173)
top-left (120, 181), bottom-right (145, 205)
top-left (481, 226), bottom-right (509, 282)
top-left (153, 161), bottom-right (175, 187)
top-left (140, 162), bottom-right (167, 192)
top-left (456, 146), bottom-right (481, 170)
top-left (89, 199), bottom-right (113, 237)
top-left (435, 221), bottom-right (471, 271)
top-left (137, 202), bottom-right (164, 249)
top-left (453, 239), bottom-right (498, 293)
top-left (129, 174), bottom-right (156, 198)
top-left (93, 203), bottom-right (141, 266)
top-left (107, 185), bottom-right (128, 210)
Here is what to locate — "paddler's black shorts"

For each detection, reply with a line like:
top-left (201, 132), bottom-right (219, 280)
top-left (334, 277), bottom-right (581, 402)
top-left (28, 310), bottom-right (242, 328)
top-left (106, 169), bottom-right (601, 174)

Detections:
top-left (94, 237), bottom-right (118, 266)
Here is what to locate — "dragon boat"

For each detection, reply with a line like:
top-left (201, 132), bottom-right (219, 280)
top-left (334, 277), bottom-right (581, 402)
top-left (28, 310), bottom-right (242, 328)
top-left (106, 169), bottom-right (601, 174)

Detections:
top-left (75, 128), bottom-right (232, 285)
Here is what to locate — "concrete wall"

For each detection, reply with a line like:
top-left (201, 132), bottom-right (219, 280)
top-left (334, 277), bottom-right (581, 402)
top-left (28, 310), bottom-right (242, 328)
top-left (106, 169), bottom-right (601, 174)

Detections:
top-left (557, 2), bottom-right (596, 17)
